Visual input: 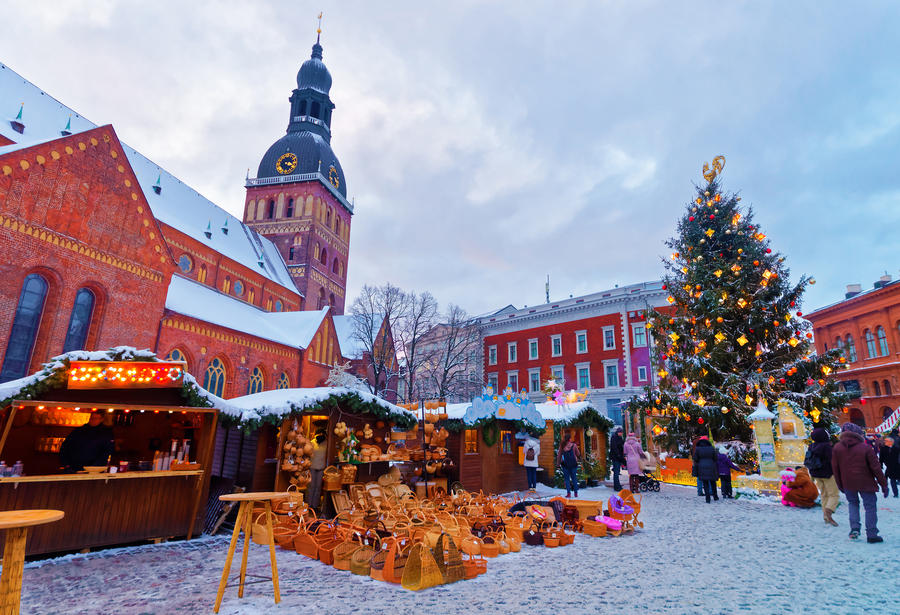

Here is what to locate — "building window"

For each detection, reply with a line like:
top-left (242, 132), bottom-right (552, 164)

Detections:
top-left (320, 247), bottom-right (328, 265)
top-left (874, 381), bottom-right (881, 396)
top-left (845, 335), bottom-right (858, 362)
top-left (500, 430), bottom-right (513, 454)
top-left (198, 265), bottom-right (207, 284)
top-left (277, 372), bottom-right (290, 389)
top-left (233, 280), bottom-right (244, 297)
top-left (529, 339), bottom-right (538, 360)
top-left (275, 300), bottom-right (283, 312)
top-left (178, 254), bottom-right (193, 274)
top-left (576, 364), bottom-right (591, 389)
top-left (876, 326), bottom-right (889, 356)
top-left (576, 331), bottom-right (588, 354)
top-left (166, 348), bottom-right (187, 367)
top-left (529, 369), bottom-right (541, 393)
top-left (637, 365), bottom-right (648, 382)
top-left (488, 345), bottom-right (497, 365)
top-left (507, 371), bottom-right (518, 392)
top-left (865, 329), bottom-right (877, 358)
top-left (247, 367), bottom-right (264, 395)
top-left (203, 358), bottom-right (226, 397)
top-left (0, 274), bottom-right (49, 383)
top-left (267, 200), bottom-right (275, 219)
top-left (332, 258), bottom-right (339, 274)
top-left (632, 324), bottom-right (647, 348)
top-left (551, 335), bottom-right (562, 357)
top-left (508, 342), bottom-right (517, 363)
top-left (61, 288), bottom-right (95, 353)
top-left (604, 361), bottom-right (619, 388)
top-left (464, 429), bottom-right (478, 454)
top-left (266, 297), bottom-right (273, 311)
top-left (551, 365), bottom-right (564, 384)
top-left (603, 326), bottom-right (616, 350)
top-left (607, 398), bottom-right (623, 426)
top-left (286, 198), bottom-right (294, 217)
top-left (289, 246), bottom-right (296, 260)
top-left (487, 373), bottom-right (498, 391)
top-left (222, 277), bottom-right (231, 294)
top-left (884, 380), bottom-right (892, 396)
top-left (317, 288), bottom-right (326, 310)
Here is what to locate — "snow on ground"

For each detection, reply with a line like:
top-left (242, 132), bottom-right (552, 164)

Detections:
top-left (19, 484), bottom-right (899, 615)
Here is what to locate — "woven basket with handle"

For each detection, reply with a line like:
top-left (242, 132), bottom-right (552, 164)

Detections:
top-left (431, 532), bottom-right (465, 584)
top-left (323, 465), bottom-right (342, 491)
top-left (401, 543), bottom-right (444, 591)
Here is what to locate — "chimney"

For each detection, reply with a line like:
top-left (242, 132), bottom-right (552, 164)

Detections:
top-left (845, 284), bottom-right (862, 299)
top-left (874, 273), bottom-right (892, 289)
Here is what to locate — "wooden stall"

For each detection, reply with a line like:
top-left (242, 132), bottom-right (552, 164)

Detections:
top-left (533, 401), bottom-right (611, 484)
top-left (0, 352), bottom-right (224, 556)
top-left (448, 420), bottom-right (529, 494)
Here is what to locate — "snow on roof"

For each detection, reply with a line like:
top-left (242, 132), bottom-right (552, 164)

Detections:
top-left (0, 62), bottom-right (297, 295)
top-left (446, 399), bottom-right (597, 424)
top-left (225, 386), bottom-right (417, 425)
top-left (332, 315), bottom-right (367, 359)
top-left (748, 401), bottom-right (776, 421)
top-left (165, 275), bottom-right (327, 349)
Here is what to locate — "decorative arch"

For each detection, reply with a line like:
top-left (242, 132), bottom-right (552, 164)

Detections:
top-left (883, 406), bottom-right (894, 421)
top-left (277, 372), bottom-right (290, 389)
top-left (332, 257), bottom-right (339, 274)
top-left (203, 357), bottom-right (227, 397)
top-left (0, 273), bottom-right (49, 382)
top-left (247, 366), bottom-right (265, 395)
top-left (849, 408), bottom-right (866, 428)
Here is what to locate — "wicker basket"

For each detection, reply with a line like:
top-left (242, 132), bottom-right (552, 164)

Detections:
top-left (431, 532), bottom-right (465, 584)
top-left (323, 465), bottom-right (342, 491)
top-left (340, 463), bottom-right (358, 484)
top-left (401, 543), bottom-right (444, 591)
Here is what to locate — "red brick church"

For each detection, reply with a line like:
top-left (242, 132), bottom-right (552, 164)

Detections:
top-left (0, 35), bottom-right (386, 399)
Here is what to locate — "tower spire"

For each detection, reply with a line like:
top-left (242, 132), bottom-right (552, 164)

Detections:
top-left (316, 12), bottom-right (323, 45)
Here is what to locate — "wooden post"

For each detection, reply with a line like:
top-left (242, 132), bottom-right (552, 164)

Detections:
top-left (0, 527), bottom-right (27, 615)
top-left (264, 501), bottom-right (280, 604)
top-left (237, 502), bottom-right (252, 598)
top-left (213, 501), bottom-right (246, 613)
top-left (0, 407), bottom-right (18, 461)
top-left (188, 411), bottom-right (218, 539)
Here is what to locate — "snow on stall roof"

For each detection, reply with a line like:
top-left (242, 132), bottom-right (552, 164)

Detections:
top-left (165, 275), bottom-right (326, 349)
top-left (0, 62), bottom-right (297, 295)
top-left (225, 387), bottom-right (417, 424)
top-left (444, 400), bottom-right (596, 424)
top-left (332, 315), bottom-right (367, 359)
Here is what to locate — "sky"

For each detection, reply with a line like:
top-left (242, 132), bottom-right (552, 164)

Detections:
top-left (2, 1), bottom-right (899, 317)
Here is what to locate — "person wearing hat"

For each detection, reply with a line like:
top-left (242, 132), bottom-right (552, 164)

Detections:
top-left (716, 445), bottom-right (741, 499)
top-left (831, 422), bottom-right (888, 542)
top-left (879, 435), bottom-right (900, 498)
top-left (805, 427), bottom-right (840, 526)
top-left (609, 427), bottom-right (626, 491)
top-left (692, 436), bottom-right (719, 503)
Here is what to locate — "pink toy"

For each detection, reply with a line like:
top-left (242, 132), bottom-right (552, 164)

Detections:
top-left (592, 515), bottom-right (623, 531)
top-left (779, 468), bottom-right (797, 507)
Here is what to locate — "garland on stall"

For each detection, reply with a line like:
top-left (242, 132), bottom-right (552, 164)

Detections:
top-left (553, 405), bottom-right (615, 433)
top-left (442, 416), bottom-right (546, 440)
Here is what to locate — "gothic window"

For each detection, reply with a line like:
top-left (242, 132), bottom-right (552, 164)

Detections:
top-left (317, 288), bottom-right (326, 310)
top-left (289, 246), bottom-right (296, 261)
top-left (286, 198), bottom-right (294, 217)
top-left (178, 254), bottom-right (193, 274)
top-left (865, 329), bottom-right (877, 358)
top-left (332, 258), bottom-right (339, 274)
top-left (222, 277), bottom-right (231, 294)
top-left (325, 208), bottom-right (331, 227)
top-left (166, 348), bottom-right (188, 369)
top-left (277, 372), bottom-right (290, 389)
top-left (198, 265), bottom-right (208, 284)
top-left (314, 243), bottom-right (320, 260)
top-left (874, 381), bottom-right (881, 396)
top-left (311, 101), bottom-right (321, 119)
top-left (849, 408), bottom-right (866, 428)
top-left (299, 100), bottom-right (307, 116)
top-left (275, 300), bottom-right (283, 312)
top-left (61, 288), bottom-right (95, 353)
top-left (247, 367), bottom-right (264, 395)
top-left (329, 293), bottom-right (335, 308)
top-left (248, 288), bottom-right (255, 304)
top-left (265, 297), bottom-right (273, 311)
top-left (0, 274), bottom-right (48, 382)
top-left (267, 200), bottom-right (275, 219)
top-left (203, 358), bottom-right (226, 397)
top-left (320, 247), bottom-right (328, 265)
top-left (876, 326), bottom-right (889, 356)
top-left (884, 380), bottom-right (892, 396)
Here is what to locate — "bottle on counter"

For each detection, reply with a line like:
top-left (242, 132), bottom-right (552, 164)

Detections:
top-left (12, 461), bottom-right (23, 477)
top-left (0, 462), bottom-right (6, 477)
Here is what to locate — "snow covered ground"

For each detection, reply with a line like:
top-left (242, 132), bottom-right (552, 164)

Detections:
top-left (19, 483), bottom-right (898, 614)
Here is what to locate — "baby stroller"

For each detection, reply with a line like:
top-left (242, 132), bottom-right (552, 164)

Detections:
top-left (635, 469), bottom-right (660, 492)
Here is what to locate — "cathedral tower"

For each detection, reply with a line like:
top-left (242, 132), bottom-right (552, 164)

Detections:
top-left (244, 33), bottom-right (352, 314)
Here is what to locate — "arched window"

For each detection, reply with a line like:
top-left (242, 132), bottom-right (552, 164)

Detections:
top-left (884, 406), bottom-right (895, 420)
top-left (0, 274), bottom-right (49, 382)
top-left (247, 367), bottom-right (264, 395)
top-left (198, 264), bottom-right (208, 284)
top-left (873, 381), bottom-right (881, 396)
top-left (203, 358), bottom-right (226, 397)
top-left (267, 200), bottom-right (275, 219)
top-left (339, 261), bottom-right (344, 278)
top-left (332, 258), bottom-right (339, 274)
top-left (320, 248), bottom-right (327, 265)
top-left (329, 293), bottom-right (335, 307)
top-left (277, 372), bottom-right (290, 389)
top-left (222, 277), bottom-right (231, 294)
top-left (286, 198), bottom-right (294, 218)
top-left (845, 335), bottom-right (857, 362)
top-left (275, 300), bottom-right (283, 312)
top-left (311, 101), bottom-right (321, 119)
top-left (876, 326), bottom-right (889, 356)
top-left (62, 288), bottom-right (95, 353)
top-left (865, 329), bottom-right (877, 358)
top-left (325, 208), bottom-right (331, 227)
top-left (299, 100), bottom-right (307, 115)
top-left (289, 246), bottom-right (296, 261)
top-left (317, 288), bottom-right (326, 310)
top-left (166, 348), bottom-right (187, 364)
top-left (849, 408), bottom-right (866, 428)
top-left (884, 380), bottom-right (892, 396)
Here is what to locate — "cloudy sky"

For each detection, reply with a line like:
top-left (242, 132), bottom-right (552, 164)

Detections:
top-left (3, 1), bottom-right (899, 316)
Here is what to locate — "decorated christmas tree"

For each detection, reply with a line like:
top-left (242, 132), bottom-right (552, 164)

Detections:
top-left (626, 156), bottom-right (852, 448)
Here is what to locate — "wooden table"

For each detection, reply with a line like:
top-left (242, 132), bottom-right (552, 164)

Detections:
top-left (213, 492), bottom-right (286, 613)
top-left (0, 509), bottom-right (64, 615)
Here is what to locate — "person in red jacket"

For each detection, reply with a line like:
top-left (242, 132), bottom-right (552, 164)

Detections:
top-left (831, 422), bottom-right (889, 543)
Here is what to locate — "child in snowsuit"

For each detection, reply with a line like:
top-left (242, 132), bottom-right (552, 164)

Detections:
top-left (716, 445), bottom-right (740, 498)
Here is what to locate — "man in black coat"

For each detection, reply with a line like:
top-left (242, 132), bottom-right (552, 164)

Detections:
top-left (609, 427), bottom-right (626, 491)
top-left (59, 411), bottom-right (114, 472)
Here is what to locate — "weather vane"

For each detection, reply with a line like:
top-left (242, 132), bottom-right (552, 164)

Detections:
top-left (702, 155), bottom-right (726, 182)
top-left (316, 12), bottom-right (323, 42)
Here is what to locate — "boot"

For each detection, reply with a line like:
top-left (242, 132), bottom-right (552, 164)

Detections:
top-left (824, 508), bottom-right (839, 527)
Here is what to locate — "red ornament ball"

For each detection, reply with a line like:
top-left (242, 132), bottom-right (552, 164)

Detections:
top-left (797, 311), bottom-right (802, 316)
top-left (709, 214), bottom-right (715, 219)
top-left (689, 216), bottom-right (695, 221)
top-left (662, 284), bottom-right (667, 290)
top-left (779, 378), bottom-right (786, 384)
top-left (790, 301), bottom-right (796, 307)
top-left (698, 417), bottom-right (705, 424)
top-left (861, 398), bottom-right (867, 405)
top-left (766, 248), bottom-right (772, 253)
top-left (806, 378), bottom-right (815, 386)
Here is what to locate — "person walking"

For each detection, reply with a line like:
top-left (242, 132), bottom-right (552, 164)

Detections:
top-left (623, 432), bottom-right (646, 493)
top-left (805, 427), bottom-right (840, 526)
top-left (690, 436), bottom-right (704, 496)
top-left (716, 446), bottom-right (740, 498)
top-left (832, 422), bottom-right (889, 543)
top-left (692, 437), bottom-right (719, 503)
top-left (557, 433), bottom-right (581, 498)
top-left (609, 427), bottom-right (626, 492)
top-left (879, 435), bottom-right (899, 498)
top-left (523, 435), bottom-right (540, 491)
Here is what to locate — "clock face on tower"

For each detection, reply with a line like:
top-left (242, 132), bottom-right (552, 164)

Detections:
top-left (328, 165), bottom-right (340, 189)
top-left (276, 152), bottom-right (298, 175)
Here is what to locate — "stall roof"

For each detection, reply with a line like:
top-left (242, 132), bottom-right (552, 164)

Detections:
top-left (0, 346), bottom-right (237, 413)
top-left (225, 387), bottom-right (417, 426)
top-left (446, 399), bottom-right (598, 425)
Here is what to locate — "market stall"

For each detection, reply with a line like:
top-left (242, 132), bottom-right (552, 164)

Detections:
top-left (0, 347), bottom-right (231, 556)
top-left (537, 401), bottom-right (613, 485)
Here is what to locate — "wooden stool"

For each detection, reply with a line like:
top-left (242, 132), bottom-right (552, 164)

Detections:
top-left (0, 509), bottom-right (64, 615)
top-left (213, 492), bottom-right (287, 613)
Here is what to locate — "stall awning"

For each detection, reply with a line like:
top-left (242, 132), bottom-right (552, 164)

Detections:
top-left (873, 407), bottom-right (900, 434)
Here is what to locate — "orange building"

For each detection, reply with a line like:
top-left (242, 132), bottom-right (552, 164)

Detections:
top-left (807, 275), bottom-right (900, 429)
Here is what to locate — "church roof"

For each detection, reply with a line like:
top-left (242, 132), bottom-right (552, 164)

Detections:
top-left (255, 130), bottom-right (346, 197)
top-left (0, 61), bottom-right (299, 296)
top-left (297, 42), bottom-right (332, 94)
top-left (332, 314), bottom-right (369, 359)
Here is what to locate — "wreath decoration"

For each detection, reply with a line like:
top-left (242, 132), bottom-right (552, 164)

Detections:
top-left (481, 420), bottom-right (499, 448)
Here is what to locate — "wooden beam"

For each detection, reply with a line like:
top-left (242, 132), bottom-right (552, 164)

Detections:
top-left (9, 400), bottom-right (217, 414)
top-left (0, 407), bottom-right (18, 461)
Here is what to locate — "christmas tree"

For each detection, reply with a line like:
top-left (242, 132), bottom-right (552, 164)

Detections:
top-left (627, 156), bottom-right (852, 448)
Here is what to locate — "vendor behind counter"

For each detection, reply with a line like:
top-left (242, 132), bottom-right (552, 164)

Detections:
top-left (59, 410), bottom-right (114, 472)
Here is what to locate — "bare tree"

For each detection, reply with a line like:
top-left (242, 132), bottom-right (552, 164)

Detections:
top-left (349, 283), bottom-right (406, 398)
top-left (394, 291), bottom-right (438, 403)
top-left (417, 304), bottom-right (482, 403)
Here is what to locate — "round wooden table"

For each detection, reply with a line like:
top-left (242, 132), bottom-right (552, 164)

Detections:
top-left (0, 509), bottom-right (64, 615)
top-left (213, 492), bottom-right (287, 613)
